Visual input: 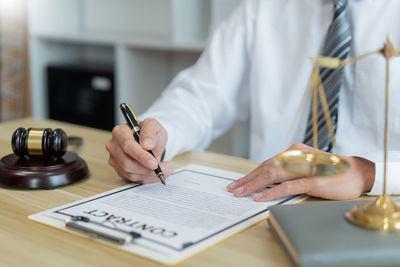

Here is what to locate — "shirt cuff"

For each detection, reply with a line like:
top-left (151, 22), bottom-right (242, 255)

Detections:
top-left (368, 151), bottom-right (400, 195)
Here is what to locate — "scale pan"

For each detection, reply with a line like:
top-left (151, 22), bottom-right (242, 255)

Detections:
top-left (273, 150), bottom-right (349, 177)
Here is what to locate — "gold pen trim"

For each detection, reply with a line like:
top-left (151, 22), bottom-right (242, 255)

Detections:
top-left (126, 104), bottom-right (139, 124)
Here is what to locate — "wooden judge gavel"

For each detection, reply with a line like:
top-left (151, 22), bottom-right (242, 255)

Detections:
top-left (1, 127), bottom-right (88, 189)
top-left (12, 128), bottom-right (68, 159)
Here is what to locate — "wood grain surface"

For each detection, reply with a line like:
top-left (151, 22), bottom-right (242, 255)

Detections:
top-left (0, 118), bottom-right (292, 266)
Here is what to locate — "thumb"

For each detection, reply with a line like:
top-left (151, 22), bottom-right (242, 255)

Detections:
top-left (139, 118), bottom-right (160, 151)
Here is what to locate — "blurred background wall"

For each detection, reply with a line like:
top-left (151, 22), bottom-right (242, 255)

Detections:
top-left (1, 0), bottom-right (248, 157)
top-left (0, 0), bottom-right (29, 121)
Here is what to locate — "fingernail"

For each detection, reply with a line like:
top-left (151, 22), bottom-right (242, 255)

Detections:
top-left (146, 159), bottom-right (157, 169)
top-left (254, 193), bottom-right (263, 201)
top-left (234, 186), bottom-right (244, 196)
top-left (142, 138), bottom-right (153, 148)
top-left (227, 182), bottom-right (237, 191)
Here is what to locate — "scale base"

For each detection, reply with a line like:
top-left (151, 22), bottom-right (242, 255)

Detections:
top-left (346, 195), bottom-right (400, 232)
top-left (0, 152), bottom-right (88, 189)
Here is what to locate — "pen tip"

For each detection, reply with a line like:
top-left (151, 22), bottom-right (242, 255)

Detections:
top-left (159, 175), bottom-right (166, 185)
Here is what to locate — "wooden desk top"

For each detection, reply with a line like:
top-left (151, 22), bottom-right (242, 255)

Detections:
top-left (0, 118), bottom-right (291, 266)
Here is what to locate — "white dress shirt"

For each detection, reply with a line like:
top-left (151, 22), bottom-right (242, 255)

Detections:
top-left (140, 0), bottom-right (400, 195)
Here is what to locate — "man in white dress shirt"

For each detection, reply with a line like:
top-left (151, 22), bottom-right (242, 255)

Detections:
top-left (106, 0), bottom-right (400, 201)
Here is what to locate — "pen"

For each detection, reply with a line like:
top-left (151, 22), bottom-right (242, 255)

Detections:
top-left (120, 103), bottom-right (166, 185)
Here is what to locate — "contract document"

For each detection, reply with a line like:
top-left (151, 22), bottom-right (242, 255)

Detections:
top-left (29, 164), bottom-right (306, 265)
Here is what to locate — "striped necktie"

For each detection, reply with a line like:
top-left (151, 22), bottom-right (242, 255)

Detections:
top-left (303, 0), bottom-right (352, 151)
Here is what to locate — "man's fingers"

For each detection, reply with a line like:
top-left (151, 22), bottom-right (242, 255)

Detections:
top-left (107, 120), bottom-right (169, 184)
top-left (115, 166), bottom-right (160, 184)
top-left (109, 158), bottom-right (173, 183)
top-left (227, 168), bottom-right (261, 192)
top-left (233, 175), bottom-right (272, 197)
top-left (227, 160), bottom-right (275, 192)
top-left (158, 161), bottom-right (174, 177)
top-left (253, 178), bottom-right (313, 201)
top-left (112, 125), bottom-right (158, 170)
top-left (227, 159), bottom-right (288, 193)
top-left (107, 142), bottom-right (151, 175)
top-left (139, 118), bottom-right (161, 150)
top-left (122, 141), bottom-right (158, 169)
top-left (108, 147), bottom-right (173, 177)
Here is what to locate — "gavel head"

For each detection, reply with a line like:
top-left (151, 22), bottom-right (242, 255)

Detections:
top-left (12, 128), bottom-right (68, 159)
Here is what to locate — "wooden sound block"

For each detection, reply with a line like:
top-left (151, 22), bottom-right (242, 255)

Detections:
top-left (0, 152), bottom-right (88, 189)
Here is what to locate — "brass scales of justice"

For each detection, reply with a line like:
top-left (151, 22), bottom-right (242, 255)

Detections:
top-left (273, 35), bottom-right (400, 232)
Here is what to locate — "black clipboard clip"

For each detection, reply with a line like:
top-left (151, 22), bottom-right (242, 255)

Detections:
top-left (66, 216), bottom-right (141, 245)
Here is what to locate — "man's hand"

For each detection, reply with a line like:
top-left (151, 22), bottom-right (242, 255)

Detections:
top-left (227, 143), bottom-right (375, 201)
top-left (106, 118), bottom-right (173, 183)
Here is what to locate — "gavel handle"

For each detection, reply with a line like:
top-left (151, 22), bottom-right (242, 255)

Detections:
top-left (67, 136), bottom-right (83, 147)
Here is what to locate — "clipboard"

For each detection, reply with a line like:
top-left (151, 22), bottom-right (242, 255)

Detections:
top-left (29, 164), bottom-right (307, 265)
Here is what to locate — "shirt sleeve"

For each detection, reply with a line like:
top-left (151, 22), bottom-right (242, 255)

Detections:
top-left (368, 151), bottom-right (400, 195)
top-left (138, 0), bottom-right (257, 160)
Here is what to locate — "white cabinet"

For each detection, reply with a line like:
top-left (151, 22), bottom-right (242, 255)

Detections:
top-left (28, 0), bottom-right (246, 157)
top-left (28, 0), bottom-right (207, 119)
top-left (29, 0), bottom-right (82, 34)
